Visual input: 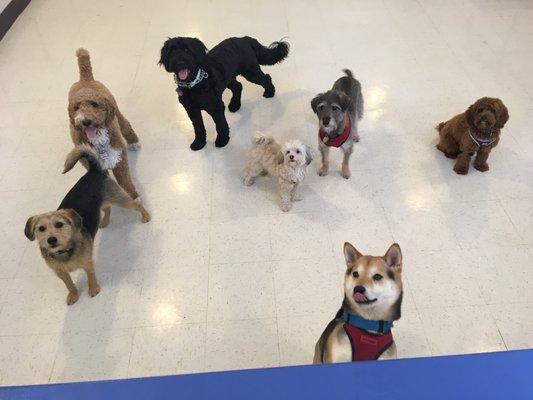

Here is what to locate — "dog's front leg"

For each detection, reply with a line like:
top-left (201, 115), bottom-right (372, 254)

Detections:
top-left (279, 181), bottom-right (294, 212)
top-left (84, 260), bottom-right (100, 298)
top-left (209, 106), bottom-right (230, 148)
top-left (291, 183), bottom-right (303, 201)
top-left (318, 143), bottom-right (329, 176)
top-left (55, 270), bottom-right (79, 305)
top-left (341, 145), bottom-right (353, 179)
top-left (184, 106), bottom-right (207, 151)
top-left (473, 148), bottom-right (491, 172)
top-left (453, 151), bottom-right (472, 175)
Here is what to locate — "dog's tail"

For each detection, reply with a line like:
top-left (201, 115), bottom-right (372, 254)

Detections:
top-left (251, 133), bottom-right (275, 146)
top-left (435, 122), bottom-right (446, 132)
top-left (76, 48), bottom-right (94, 81)
top-left (63, 144), bottom-right (102, 174)
top-left (342, 69), bottom-right (354, 79)
top-left (250, 37), bottom-right (289, 66)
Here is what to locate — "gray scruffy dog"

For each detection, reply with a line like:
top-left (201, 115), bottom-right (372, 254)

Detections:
top-left (311, 69), bottom-right (363, 179)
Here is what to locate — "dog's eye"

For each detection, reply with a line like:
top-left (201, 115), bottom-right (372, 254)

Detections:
top-left (352, 271), bottom-right (359, 278)
top-left (90, 101), bottom-right (98, 108)
top-left (332, 105), bottom-right (340, 111)
top-left (38, 226), bottom-right (46, 232)
top-left (286, 150), bottom-right (290, 154)
top-left (296, 149), bottom-right (301, 154)
top-left (317, 104), bottom-right (325, 111)
top-left (373, 274), bottom-right (383, 281)
top-left (54, 222), bottom-right (64, 229)
top-left (476, 107), bottom-right (483, 113)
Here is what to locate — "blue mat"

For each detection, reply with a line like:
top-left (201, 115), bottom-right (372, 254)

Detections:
top-left (1, 350), bottom-right (531, 399)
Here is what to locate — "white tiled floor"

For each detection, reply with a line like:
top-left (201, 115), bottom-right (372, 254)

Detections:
top-left (0, 0), bottom-right (532, 386)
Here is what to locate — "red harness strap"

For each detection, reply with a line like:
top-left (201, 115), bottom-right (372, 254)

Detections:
top-left (319, 118), bottom-right (351, 147)
top-left (343, 324), bottom-right (394, 361)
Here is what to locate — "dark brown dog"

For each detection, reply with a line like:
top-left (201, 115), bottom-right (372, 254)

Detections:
top-left (436, 97), bottom-right (509, 175)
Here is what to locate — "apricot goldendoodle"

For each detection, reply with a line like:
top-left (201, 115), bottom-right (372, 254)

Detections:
top-left (68, 48), bottom-right (143, 199)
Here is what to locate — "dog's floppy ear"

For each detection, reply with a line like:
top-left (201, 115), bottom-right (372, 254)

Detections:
top-left (338, 92), bottom-right (352, 111)
top-left (62, 209), bottom-right (83, 231)
top-left (465, 102), bottom-right (477, 128)
top-left (344, 242), bottom-right (363, 266)
top-left (24, 216), bottom-right (37, 241)
top-left (305, 145), bottom-right (314, 166)
top-left (276, 150), bottom-right (285, 165)
top-left (311, 93), bottom-right (324, 113)
top-left (158, 38), bottom-right (173, 69)
top-left (384, 243), bottom-right (402, 270)
top-left (493, 98), bottom-right (509, 128)
top-left (102, 95), bottom-right (116, 127)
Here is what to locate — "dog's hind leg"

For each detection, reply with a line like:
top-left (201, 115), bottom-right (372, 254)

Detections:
top-left (112, 156), bottom-right (139, 200)
top-left (104, 178), bottom-right (151, 223)
top-left (100, 204), bottom-right (111, 228)
top-left (242, 67), bottom-right (275, 98)
top-left (242, 162), bottom-right (263, 186)
top-left (116, 110), bottom-right (140, 150)
top-left (228, 79), bottom-right (243, 112)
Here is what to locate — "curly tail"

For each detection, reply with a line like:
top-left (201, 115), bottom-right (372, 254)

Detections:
top-left (76, 48), bottom-right (93, 81)
top-left (250, 37), bottom-right (289, 66)
top-left (251, 133), bottom-right (275, 146)
top-left (342, 69), bottom-right (354, 79)
top-left (63, 144), bottom-right (102, 174)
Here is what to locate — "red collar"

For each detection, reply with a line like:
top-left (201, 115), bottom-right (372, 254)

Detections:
top-left (319, 117), bottom-right (351, 147)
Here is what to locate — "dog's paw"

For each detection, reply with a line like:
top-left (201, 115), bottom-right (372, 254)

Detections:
top-left (242, 176), bottom-right (255, 186)
top-left (128, 142), bottom-right (141, 151)
top-left (67, 290), bottom-right (79, 305)
top-left (474, 162), bottom-right (489, 172)
top-left (263, 88), bottom-right (275, 98)
top-left (353, 135), bottom-right (360, 143)
top-left (453, 165), bottom-right (469, 175)
top-left (341, 167), bottom-right (351, 179)
top-left (280, 203), bottom-right (291, 212)
top-left (215, 135), bottom-right (230, 148)
top-left (141, 213), bottom-right (151, 223)
top-left (190, 138), bottom-right (207, 151)
top-left (88, 284), bottom-right (101, 298)
top-left (292, 194), bottom-right (303, 202)
top-left (99, 218), bottom-right (110, 229)
top-left (228, 99), bottom-right (241, 113)
top-left (318, 165), bottom-right (329, 176)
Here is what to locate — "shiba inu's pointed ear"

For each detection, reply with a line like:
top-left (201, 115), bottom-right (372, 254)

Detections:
top-left (344, 242), bottom-right (363, 265)
top-left (384, 243), bottom-right (402, 269)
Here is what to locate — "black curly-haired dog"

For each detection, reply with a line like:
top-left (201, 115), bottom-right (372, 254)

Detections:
top-left (159, 36), bottom-right (289, 151)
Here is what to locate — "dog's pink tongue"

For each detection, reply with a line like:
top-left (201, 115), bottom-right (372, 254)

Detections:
top-left (85, 126), bottom-right (97, 139)
top-left (178, 69), bottom-right (189, 80)
top-left (353, 293), bottom-right (367, 303)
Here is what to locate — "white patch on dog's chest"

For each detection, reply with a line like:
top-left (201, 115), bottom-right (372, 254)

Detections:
top-left (87, 128), bottom-right (121, 170)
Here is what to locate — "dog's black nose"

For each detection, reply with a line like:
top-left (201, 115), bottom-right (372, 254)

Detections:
top-left (82, 118), bottom-right (92, 127)
top-left (322, 116), bottom-right (330, 125)
top-left (289, 155), bottom-right (294, 160)
top-left (47, 236), bottom-right (58, 245)
top-left (354, 285), bottom-right (366, 293)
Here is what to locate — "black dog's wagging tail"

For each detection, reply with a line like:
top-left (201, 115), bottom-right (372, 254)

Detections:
top-left (342, 69), bottom-right (354, 78)
top-left (76, 48), bottom-right (94, 81)
top-left (252, 38), bottom-right (289, 65)
top-left (63, 145), bottom-right (102, 174)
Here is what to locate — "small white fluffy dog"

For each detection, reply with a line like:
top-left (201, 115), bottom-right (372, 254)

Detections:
top-left (242, 134), bottom-right (313, 212)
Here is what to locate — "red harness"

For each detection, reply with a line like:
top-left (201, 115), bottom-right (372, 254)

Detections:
top-left (343, 324), bottom-right (394, 361)
top-left (319, 118), bottom-right (351, 147)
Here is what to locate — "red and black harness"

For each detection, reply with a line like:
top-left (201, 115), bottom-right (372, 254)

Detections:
top-left (319, 117), bottom-right (351, 148)
top-left (342, 311), bottom-right (394, 361)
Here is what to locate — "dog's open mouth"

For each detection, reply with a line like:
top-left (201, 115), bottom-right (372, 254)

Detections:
top-left (353, 292), bottom-right (377, 304)
top-left (84, 126), bottom-right (98, 140)
top-left (177, 69), bottom-right (189, 81)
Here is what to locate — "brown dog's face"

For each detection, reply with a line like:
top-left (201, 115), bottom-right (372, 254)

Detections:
top-left (25, 210), bottom-right (82, 257)
top-left (343, 242), bottom-right (403, 319)
top-left (466, 97), bottom-right (509, 132)
top-left (68, 89), bottom-right (115, 139)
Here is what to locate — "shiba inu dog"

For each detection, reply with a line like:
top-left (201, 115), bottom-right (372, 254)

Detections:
top-left (313, 242), bottom-right (403, 363)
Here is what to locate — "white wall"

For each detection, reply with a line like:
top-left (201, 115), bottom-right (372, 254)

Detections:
top-left (0, 0), bottom-right (11, 14)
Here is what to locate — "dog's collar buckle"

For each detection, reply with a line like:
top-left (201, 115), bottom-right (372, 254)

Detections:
top-left (174, 69), bottom-right (208, 92)
top-left (343, 311), bottom-right (393, 334)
